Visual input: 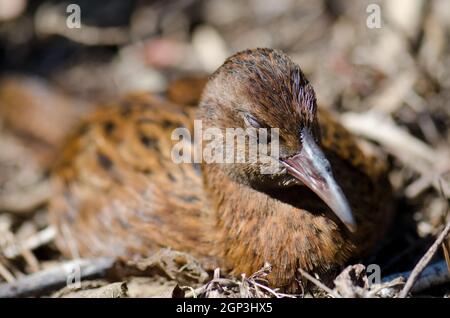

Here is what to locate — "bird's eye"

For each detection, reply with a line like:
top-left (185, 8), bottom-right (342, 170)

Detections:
top-left (243, 113), bottom-right (262, 128)
top-left (242, 113), bottom-right (273, 144)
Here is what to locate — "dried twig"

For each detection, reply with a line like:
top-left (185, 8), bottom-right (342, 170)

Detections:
top-left (368, 278), bottom-right (404, 298)
top-left (0, 260), bottom-right (15, 284)
top-left (3, 226), bottom-right (56, 259)
top-left (0, 257), bottom-right (115, 298)
top-left (383, 260), bottom-right (450, 294)
top-left (20, 248), bottom-right (40, 273)
top-left (298, 268), bottom-right (340, 298)
top-left (56, 282), bottom-right (128, 298)
top-left (399, 222), bottom-right (450, 297)
top-left (184, 264), bottom-right (293, 298)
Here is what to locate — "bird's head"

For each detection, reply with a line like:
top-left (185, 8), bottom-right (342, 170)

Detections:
top-left (198, 48), bottom-right (355, 232)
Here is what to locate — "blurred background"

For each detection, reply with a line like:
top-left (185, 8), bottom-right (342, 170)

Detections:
top-left (0, 0), bottom-right (449, 297)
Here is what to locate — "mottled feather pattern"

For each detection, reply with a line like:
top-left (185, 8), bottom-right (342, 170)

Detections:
top-left (51, 94), bottom-right (216, 265)
top-left (50, 49), bottom-right (394, 291)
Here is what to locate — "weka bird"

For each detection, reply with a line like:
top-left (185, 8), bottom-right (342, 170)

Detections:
top-left (50, 48), bottom-right (393, 290)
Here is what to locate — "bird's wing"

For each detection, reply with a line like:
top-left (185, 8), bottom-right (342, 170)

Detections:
top-left (50, 93), bottom-right (213, 261)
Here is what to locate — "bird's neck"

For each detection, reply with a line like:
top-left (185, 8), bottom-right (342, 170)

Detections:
top-left (201, 163), bottom-right (353, 287)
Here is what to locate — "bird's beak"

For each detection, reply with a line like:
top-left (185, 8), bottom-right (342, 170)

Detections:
top-left (281, 129), bottom-right (356, 232)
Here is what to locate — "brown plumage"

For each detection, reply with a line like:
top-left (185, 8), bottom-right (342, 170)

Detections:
top-left (49, 48), bottom-right (394, 291)
top-left (167, 75), bottom-right (208, 106)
